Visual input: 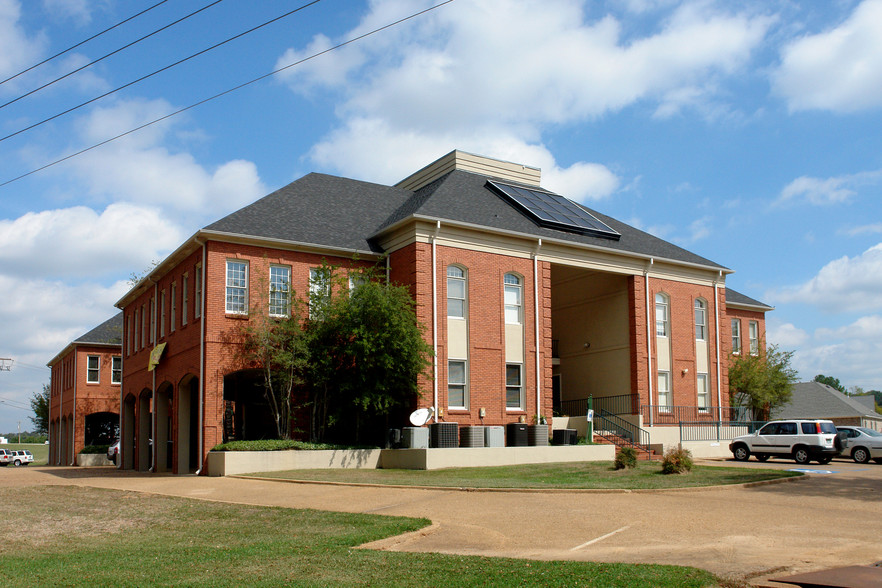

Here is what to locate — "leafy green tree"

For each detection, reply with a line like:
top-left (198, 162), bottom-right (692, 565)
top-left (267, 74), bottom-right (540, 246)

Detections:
top-left (729, 344), bottom-right (798, 421)
top-left (29, 384), bottom-right (49, 435)
top-left (813, 374), bottom-right (845, 393)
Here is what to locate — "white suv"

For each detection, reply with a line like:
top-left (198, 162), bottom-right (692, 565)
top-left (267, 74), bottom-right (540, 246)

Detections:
top-left (10, 450), bottom-right (34, 466)
top-left (730, 419), bottom-right (840, 464)
top-left (0, 448), bottom-right (13, 466)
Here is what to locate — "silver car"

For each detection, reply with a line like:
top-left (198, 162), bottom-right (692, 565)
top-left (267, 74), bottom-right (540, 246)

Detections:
top-left (836, 426), bottom-right (882, 464)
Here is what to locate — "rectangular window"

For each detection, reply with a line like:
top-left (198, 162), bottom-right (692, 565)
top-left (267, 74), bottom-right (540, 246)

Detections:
top-left (655, 296), bottom-right (669, 337)
top-left (149, 297), bottom-right (155, 343)
top-left (448, 360), bottom-right (468, 409)
top-left (269, 265), bottom-right (291, 316)
top-left (170, 282), bottom-right (177, 333)
top-left (694, 300), bottom-right (707, 341)
top-left (133, 309), bottom-right (139, 353)
top-left (182, 274), bottom-right (188, 326)
top-left (111, 356), bottom-right (122, 385)
top-left (504, 274), bottom-right (522, 324)
top-left (731, 319), bottom-right (741, 354)
top-left (160, 290), bottom-right (166, 337)
top-left (697, 373), bottom-right (709, 411)
top-left (505, 363), bottom-right (523, 409)
top-left (349, 274), bottom-right (367, 293)
top-left (657, 371), bottom-right (671, 409)
top-left (309, 267), bottom-right (330, 319)
top-left (86, 355), bottom-right (99, 383)
top-left (126, 315), bottom-right (131, 356)
top-left (140, 304), bottom-right (146, 348)
top-left (447, 266), bottom-right (466, 318)
top-left (749, 321), bottom-right (759, 355)
top-left (226, 260), bottom-right (248, 314)
top-left (195, 263), bottom-right (202, 318)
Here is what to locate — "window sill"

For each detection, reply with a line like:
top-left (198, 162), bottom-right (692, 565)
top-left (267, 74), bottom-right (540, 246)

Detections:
top-left (225, 313), bottom-right (249, 320)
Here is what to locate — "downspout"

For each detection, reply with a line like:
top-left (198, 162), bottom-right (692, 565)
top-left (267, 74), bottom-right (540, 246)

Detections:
top-left (150, 281), bottom-right (157, 473)
top-left (533, 239), bottom-right (542, 421)
top-left (431, 221), bottom-right (441, 421)
top-left (645, 260), bottom-right (654, 427)
top-left (195, 241), bottom-right (206, 475)
top-left (714, 272), bottom-right (723, 422)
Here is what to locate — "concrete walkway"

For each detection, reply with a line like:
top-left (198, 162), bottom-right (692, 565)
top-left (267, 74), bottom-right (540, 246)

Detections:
top-left (5, 459), bottom-right (882, 586)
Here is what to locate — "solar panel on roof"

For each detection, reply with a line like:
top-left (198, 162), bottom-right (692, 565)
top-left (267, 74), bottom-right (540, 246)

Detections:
top-left (486, 180), bottom-right (620, 239)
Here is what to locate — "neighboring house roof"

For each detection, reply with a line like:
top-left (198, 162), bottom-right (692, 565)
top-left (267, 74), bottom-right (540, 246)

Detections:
top-left (47, 313), bottom-right (123, 367)
top-left (726, 287), bottom-right (774, 311)
top-left (773, 382), bottom-right (882, 421)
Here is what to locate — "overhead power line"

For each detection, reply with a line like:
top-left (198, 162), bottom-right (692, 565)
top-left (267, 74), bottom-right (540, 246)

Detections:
top-left (0, 0), bottom-right (226, 110)
top-left (0, 0), bottom-right (322, 143)
top-left (0, 0), bottom-right (170, 87)
top-left (0, 0), bottom-right (456, 189)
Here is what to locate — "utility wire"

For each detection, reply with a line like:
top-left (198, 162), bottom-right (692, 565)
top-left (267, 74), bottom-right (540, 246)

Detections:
top-left (0, 0), bottom-right (170, 87)
top-left (0, 0), bottom-right (322, 142)
top-left (0, 0), bottom-right (455, 189)
top-left (0, 0), bottom-right (225, 110)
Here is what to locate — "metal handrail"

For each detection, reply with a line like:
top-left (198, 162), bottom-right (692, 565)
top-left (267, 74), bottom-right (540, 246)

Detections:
top-left (678, 420), bottom-right (766, 442)
top-left (558, 394), bottom-right (634, 417)
top-left (596, 409), bottom-right (651, 448)
top-left (641, 404), bottom-right (750, 424)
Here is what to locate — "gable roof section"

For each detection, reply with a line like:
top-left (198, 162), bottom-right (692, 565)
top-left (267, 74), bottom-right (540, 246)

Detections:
top-left (773, 381), bottom-right (880, 420)
top-left (203, 173), bottom-right (413, 254)
top-left (377, 170), bottom-right (728, 270)
top-left (726, 288), bottom-right (773, 311)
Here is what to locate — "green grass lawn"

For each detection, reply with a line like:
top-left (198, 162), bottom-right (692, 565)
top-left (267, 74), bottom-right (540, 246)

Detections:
top-left (2, 443), bottom-right (48, 465)
top-left (247, 461), bottom-right (801, 489)
top-left (0, 486), bottom-right (722, 587)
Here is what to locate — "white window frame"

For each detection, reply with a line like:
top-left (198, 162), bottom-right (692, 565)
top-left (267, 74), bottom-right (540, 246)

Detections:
top-left (655, 293), bottom-right (669, 337)
top-left (348, 273), bottom-right (367, 294)
top-left (309, 267), bottom-right (330, 319)
top-left (182, 273), bottom-right (188, 326)
top-left (225, 260), bottom-right (249, 315)
top-left (149, 297), bottom-right (155, 343)
top-left (505, 363), bottom-right (524, 410)
top-left (140, 304), bottom-right (146, 348)
top-left (447, 265), bottom-right (466, 319)
top-left (749, 320), bottom-right (759, 355)
top-left (447, 359), bottom-right (468, 410)
top-left (126, 315), bottom-right (131, 356)
top-left (504, 273), bottom-right (523, 325)
top-left (269, 265), bottom-right (291, 317)
top-left (731, 319), bottom-right (741, 354)
top-left (160, 289), bottom-right (167, 337)
top-left (111, 356), bottom-right (122, 385)
top-left (195, 263), bottom-right (202, 319)
top-left (170, 282), bottom-right (177, 333)
top-left (86, 355), bottom-right (100, 384)
top-left (694, 298), bottom-right (707, 341)
top-left (133, 309), bottom-right (139, 353)
top-left (697, 373), bottom-right (709, 411)
top-left (657, 371), bottom-right (671, 411)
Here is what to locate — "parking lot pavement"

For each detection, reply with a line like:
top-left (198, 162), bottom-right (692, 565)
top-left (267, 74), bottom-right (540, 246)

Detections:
top-left (5, 459), bottom-right (882, 586)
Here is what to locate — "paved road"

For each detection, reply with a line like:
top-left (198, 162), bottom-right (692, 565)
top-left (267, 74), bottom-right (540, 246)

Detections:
top-left (4, 458), bottom-right (881, 586)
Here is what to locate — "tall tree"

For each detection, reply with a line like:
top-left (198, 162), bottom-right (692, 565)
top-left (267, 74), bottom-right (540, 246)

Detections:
top-left (29, 384), bottom-right (49, 435)
top-left (813, 374), bottom-right (845, 393)
top-left (729, 344), bottom-right (798, 421)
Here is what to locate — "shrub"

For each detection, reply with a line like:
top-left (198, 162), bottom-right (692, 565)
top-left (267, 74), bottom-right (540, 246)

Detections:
top-left (211, 439), bottom-right (377, 452)
top-left (79, 445), bottom-right (110, 455)
top-left (661, 447), bottom-right (693, 474)
top-left (614, 446), bottom-right (638, 469)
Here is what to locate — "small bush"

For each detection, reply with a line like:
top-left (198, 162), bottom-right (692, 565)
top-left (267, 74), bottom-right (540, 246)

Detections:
top-left (211, 439), bottom-right (377, 452)
top-left (661, 447), bottom-right (693, 474)
top-left (79, 445), bottom-right (110, 455)
top-left (614, 446), bottom-right (638, 469)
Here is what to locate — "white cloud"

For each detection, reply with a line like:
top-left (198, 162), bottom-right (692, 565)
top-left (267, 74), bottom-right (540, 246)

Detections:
top-left (0, 0), bottom-right (47, 86)
top-left (287, 0), bottom-right (772, 187)
top-left (844, 223), bottom-right (882, 236)
top-left (62, 99), bottom-right (266, 216)
top-left (776, 170), bottom-right (882, 206)
top-left (770, 243), bottom-right (882, 312)
top-left (773, 0), bottom-right (882, 113)
top-left (766, 320), bottom-right (808, 348)
top-left (42, 0), bottom-right (91, 25)
top-left (789, 315), bottom-right (882, 388)
top-left (0, 203), bottom-right (184, 279)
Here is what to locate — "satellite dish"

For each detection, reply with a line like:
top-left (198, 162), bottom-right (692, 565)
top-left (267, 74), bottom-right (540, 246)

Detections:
top-left (409, 407), bottom-right (434, 427)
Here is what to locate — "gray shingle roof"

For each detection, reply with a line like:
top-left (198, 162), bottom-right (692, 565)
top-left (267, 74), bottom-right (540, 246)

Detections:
top-left (773, 382), bottom-right (880, 420)
top-left (726, 287), bottom-right (773, 310)
top-left (74, 313), bottom-right (123, 346)
top-left (207, 169), bottom-right (730, 270)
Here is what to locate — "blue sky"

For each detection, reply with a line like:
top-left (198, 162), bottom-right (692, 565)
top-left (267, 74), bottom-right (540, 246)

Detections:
top-left (1, 0), bottom-right (881, 433)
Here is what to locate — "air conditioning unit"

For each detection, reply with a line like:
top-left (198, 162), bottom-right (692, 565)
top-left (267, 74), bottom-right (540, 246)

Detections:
top-left (401, 427), bottom-right (429, 449)
top-left (506, 423), bottom-right (528, 447)
top-left (552, 428), bottom-right (577, 445)
top-left (460, 426), bottom-right (485, 448)
top-left (430, 422), bottom-right (459, 448)
top-left (484, 426), bottom-right (504, 447)
top-left (528, 424), bottom-right (549, 446)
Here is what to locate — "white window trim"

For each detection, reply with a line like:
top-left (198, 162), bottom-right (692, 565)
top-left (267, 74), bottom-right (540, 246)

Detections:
top-left (126, 315), bottom-right (131, 356)
top-left (655, 293), bottom-right (669, 337)
top-left (182, 273), bottom-right (188, 326)
top-left (657, 371), bottom-right (671, 411)
top-left (269, 264), bottom-right (291, 317)
top-left (140, 304), bottom-right (146, 348)
top-left (504, 273), bottom-right (523, 325)
top-left (697, 373), bottom-right (710, 411)
top-left (749, 321), bottom-right (759, 355)
top-left (111, 356), bottom-right (122, 385)
top-left (694, 298), bottom-right (707, 341)
top-left (447, 265), bottom-right (467, 319)
top-left (86, 355), bottom-right (100, 384)
top-left (160, 289), bottom-right (167, 337)
top-left (225, 260), bottom-right (249, 315)
top-left (447, 359), bottom-right (468, 410)
top-left (170, 282), bottom-right (177, 333)
top-left (195, 263), bottom-right (202, 319)
top-left (309, 267), bottom-right (330, 318)
top-left (731, 319), bottom-right (741, 354)
top-left (505, 363), bottom-right (524, 410)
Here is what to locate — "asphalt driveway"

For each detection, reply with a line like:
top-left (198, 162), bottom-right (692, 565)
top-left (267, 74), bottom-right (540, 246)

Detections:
top-left (4, 457), bottom-right (881, 586)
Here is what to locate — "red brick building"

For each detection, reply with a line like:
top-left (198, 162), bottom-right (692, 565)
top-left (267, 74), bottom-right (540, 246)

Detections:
top-left (115, 151), bottom-right (771, 474)
top-left (47, 314), bottom-right (122, 465)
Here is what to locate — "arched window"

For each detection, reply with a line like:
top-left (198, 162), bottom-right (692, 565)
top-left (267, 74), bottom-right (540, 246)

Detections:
top-left (655, 293), bottom-right (669, 337)
top-left (447, 266), bottom-right (466, 319)
top-left (504, 273), bottom-right (522, 324)
top-left (694, 298), bottom-right (707, 341)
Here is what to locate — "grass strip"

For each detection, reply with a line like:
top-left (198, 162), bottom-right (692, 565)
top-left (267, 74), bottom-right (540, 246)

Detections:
top-left (1, 486), bottom-right (720, 587)
top-left (246, 461), bottom-right (801, 489)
